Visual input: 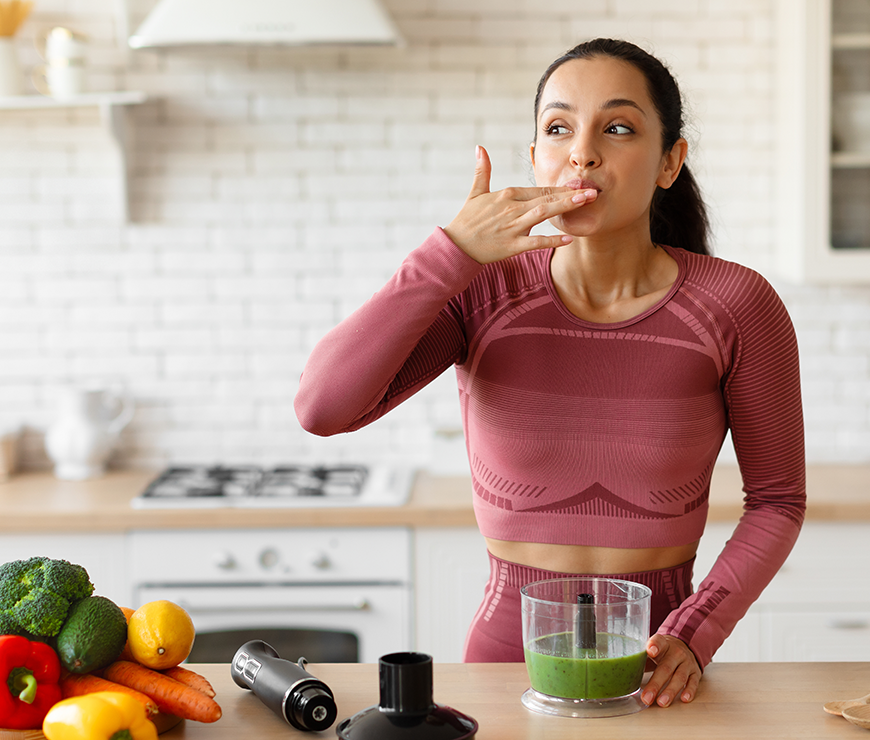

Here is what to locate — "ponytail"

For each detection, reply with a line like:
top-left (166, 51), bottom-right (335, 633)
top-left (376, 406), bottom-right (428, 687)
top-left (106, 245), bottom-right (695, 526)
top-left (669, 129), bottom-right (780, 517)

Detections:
top-left (651, 163), bottom-right (711, 256)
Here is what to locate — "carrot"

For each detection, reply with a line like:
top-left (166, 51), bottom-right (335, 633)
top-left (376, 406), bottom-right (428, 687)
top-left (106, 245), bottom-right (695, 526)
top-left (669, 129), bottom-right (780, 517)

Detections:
top-left (161, 665), bottom-right (216, 698)
top-left (104, 660), bottom-right (222, 723)
top-left (61, 672), bottom-right (159, 717)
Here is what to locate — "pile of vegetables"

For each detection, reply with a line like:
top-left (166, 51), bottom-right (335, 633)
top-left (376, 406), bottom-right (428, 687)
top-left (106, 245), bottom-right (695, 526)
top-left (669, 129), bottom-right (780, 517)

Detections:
top-left (0, 556), bottom-right (221, 738)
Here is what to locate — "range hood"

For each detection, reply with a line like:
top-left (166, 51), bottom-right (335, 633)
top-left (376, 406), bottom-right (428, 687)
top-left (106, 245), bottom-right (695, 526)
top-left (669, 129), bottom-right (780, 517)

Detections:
top-left (128, 0), bottom-right (402, 49)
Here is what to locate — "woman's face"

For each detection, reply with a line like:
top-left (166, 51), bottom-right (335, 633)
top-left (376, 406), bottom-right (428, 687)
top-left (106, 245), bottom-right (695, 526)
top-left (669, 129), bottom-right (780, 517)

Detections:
top-left (531, 56), bottom-right (686, 240)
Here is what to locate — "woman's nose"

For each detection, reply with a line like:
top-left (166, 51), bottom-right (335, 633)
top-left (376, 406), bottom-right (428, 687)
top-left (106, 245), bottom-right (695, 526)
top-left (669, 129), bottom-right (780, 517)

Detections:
top-left (570, 136), bottom-right (600, 168)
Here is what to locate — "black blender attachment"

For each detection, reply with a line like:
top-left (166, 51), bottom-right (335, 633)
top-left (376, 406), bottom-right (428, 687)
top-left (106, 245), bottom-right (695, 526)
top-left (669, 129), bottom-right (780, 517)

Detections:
top-left (231, 640), bottom-right (337, 732)
top-left (336, 652), bottom-right (478, 739)
top-left (575, 592), bottom-right (596, 650)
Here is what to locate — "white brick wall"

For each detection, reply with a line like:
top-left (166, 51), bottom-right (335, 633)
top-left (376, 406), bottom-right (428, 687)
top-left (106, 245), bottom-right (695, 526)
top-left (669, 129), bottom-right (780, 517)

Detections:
top-left (1, 0), bottom-right (869, 472)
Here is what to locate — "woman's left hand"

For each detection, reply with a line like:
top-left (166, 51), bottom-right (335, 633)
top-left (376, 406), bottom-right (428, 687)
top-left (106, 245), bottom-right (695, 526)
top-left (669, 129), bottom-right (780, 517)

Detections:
top-left (641, 634), bottom-right (701, 707)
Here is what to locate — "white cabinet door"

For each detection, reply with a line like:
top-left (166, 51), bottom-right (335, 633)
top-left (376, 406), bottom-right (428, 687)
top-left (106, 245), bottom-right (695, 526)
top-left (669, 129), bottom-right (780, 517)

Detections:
top-left (0, 533), bottom-right (129, 605)
top-left (696, 521), bottom-right (870, 662)
top-left (413, 527), bottom-right (490, 663)
top-left (762, 609), bottom-right (870, 662)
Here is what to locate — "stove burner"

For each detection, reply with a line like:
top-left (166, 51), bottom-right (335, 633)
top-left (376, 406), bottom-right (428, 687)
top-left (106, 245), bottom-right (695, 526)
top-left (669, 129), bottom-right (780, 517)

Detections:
top-left (260, 466), bottom-right (368, 497)
top-left (140, 464), bottom-right (369, 501)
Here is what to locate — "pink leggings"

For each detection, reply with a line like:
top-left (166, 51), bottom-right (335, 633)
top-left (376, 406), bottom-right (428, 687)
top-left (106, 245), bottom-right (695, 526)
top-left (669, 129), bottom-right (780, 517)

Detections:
top-left (463, 551), bottom-right (695, 663)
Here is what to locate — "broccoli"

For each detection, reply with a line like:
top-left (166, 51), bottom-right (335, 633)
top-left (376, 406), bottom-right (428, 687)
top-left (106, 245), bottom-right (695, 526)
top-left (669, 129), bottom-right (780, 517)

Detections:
top-left (0, 557), bottom-right (94, 637)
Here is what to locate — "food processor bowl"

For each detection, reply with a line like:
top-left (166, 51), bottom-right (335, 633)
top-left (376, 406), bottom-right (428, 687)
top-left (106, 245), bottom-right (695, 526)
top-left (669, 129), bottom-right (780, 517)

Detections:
top-left (521, 577), bottom-right (651, 718)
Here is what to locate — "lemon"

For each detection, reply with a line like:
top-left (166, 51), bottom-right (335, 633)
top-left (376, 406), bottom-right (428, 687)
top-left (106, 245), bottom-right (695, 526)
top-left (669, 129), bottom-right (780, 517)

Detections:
top-left (128, 600), bottom-right (195, 669)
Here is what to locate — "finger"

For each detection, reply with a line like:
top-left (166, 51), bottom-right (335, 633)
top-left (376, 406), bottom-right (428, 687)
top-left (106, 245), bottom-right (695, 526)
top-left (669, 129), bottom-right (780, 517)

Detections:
top-left (513, 188), bottom-right (598, 232)
top-left (646, 633), bottom-right (667, 660)
top-left (501, 184), bottom-right (583, 202)
top-left (679, 670), bottom-right (701, 703)
top-left (641, 669), bottom-right (666, 706)
top-left (468, 145), bottom-right (492, 198)
top-left (518, 233), bottom-right (574, 252)
top-left (656, 662), bottom-right (697, 708)
top-left (641, 636), bottom-right (676, 705)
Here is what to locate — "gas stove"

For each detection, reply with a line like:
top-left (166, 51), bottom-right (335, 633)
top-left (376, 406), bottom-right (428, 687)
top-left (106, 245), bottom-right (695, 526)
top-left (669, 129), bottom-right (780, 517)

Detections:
top-left (130, 464), bottom-right (414, 509)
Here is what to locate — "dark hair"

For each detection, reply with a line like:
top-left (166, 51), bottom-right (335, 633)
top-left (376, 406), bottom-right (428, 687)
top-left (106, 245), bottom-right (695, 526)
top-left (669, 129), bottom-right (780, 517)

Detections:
top-left (533, 38), bottom-right (711, 256)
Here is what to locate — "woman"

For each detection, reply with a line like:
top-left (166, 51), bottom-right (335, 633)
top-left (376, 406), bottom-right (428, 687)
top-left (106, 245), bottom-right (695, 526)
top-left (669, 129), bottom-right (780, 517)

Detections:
top-left (294, 39), bottom-right (805, 708)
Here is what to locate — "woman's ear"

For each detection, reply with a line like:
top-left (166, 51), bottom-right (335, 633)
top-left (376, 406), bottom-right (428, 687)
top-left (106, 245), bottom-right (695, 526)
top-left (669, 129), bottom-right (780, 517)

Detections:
top-left (529, 142), bottom-right (536, 165)
top-left (656, 138), bottom-right (688, 189)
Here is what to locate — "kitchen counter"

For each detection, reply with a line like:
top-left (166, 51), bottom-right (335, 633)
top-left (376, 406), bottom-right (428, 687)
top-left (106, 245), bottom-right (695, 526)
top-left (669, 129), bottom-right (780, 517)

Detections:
top-left (0, 464), bottom-right (868, 532)
top-left (158, 661), bottom-right (868, 739)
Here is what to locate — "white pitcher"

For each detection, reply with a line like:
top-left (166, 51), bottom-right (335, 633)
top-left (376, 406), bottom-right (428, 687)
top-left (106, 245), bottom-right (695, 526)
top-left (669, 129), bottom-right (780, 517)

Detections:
top-left (45, 385), bottom-right (134, 480)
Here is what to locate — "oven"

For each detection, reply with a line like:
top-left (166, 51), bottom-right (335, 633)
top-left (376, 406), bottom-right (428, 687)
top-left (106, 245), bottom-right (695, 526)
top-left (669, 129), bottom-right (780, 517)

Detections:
top-left (127, 464), bottom-right (415, 664)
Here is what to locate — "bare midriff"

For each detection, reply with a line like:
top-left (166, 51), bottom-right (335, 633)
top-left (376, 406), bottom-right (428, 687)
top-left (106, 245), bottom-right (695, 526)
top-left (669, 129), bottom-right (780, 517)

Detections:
top-left (484, 538), bottom-right (700, 575)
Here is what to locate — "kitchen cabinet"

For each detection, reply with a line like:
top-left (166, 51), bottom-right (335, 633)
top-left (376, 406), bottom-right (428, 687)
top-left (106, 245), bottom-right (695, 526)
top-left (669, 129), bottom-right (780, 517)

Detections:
top-left (776, 0), bottom-right (870, 282)
top-left (696, 521), bottom-right (870, 662)
top-left (413, 527), bottom-right (490, 663)
top-left (0, 533), bottom-right (128, 605)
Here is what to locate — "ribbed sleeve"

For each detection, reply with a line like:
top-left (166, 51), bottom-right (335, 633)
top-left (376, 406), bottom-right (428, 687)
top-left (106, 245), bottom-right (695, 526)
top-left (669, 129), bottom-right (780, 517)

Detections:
top-left (294, 228), bottom-right (483, 435)
top-left (658, 258), bottom-right (805, 667)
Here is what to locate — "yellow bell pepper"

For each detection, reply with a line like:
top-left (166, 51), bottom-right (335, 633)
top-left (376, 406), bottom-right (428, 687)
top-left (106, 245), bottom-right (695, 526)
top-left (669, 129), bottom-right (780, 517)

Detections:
top-left (42, 691), bottom-right (158, 740)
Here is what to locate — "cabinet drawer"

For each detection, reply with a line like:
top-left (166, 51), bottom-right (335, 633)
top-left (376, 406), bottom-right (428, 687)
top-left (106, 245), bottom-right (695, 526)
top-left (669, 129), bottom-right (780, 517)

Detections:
top-left (762, 610), bottom-right (870, 662)
top-left (129, 527), bottom-right (411, 584)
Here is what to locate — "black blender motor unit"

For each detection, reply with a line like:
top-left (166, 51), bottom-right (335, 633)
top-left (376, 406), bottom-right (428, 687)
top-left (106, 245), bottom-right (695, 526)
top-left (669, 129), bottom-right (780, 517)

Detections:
top-left (231, 640), bottom-right (338, 732)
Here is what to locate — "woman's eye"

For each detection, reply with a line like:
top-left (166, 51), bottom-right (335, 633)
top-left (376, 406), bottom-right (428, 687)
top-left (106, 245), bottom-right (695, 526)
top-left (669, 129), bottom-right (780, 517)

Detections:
top-left (545, 124), bottom-right (570, 136)
top-left (607, 123), bottom-right (634, 135)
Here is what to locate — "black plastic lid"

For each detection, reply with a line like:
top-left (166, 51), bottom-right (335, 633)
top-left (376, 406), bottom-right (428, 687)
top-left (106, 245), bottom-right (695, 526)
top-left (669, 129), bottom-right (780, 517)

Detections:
top-left (336, 653), bottom-right (478, 740)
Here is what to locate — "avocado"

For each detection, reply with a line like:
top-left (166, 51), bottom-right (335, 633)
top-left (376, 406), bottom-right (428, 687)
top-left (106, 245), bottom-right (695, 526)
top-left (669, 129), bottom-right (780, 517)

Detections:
top-left (57, 595), bottom-right (128, 673)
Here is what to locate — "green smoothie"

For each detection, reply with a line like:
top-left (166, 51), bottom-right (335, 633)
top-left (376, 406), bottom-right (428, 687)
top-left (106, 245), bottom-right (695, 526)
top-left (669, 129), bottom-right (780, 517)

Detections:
top-left (524, 631), bottom-right (647, 700)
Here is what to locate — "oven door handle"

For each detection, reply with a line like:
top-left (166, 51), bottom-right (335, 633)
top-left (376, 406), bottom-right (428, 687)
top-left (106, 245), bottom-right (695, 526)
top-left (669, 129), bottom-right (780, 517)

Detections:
top-left (174, 598), bottom-right (372, 613)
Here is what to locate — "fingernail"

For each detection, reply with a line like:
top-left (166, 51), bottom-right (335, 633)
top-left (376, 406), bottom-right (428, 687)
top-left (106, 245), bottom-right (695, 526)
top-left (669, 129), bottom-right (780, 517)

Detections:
top-left (475, 145), bottom-right (481, 160)
top-left (648, 646), bottom-right (659, 657)
top-left (658, 694), bottom-right (670, 707)
top-left (682, 692), bottom-right (692, 702)
top-left (642, 692), bottom-right (654, 705)
top-left (571, 192), bottom-right (586, 203)
top-left (561, 235), bottom-right (573, 243)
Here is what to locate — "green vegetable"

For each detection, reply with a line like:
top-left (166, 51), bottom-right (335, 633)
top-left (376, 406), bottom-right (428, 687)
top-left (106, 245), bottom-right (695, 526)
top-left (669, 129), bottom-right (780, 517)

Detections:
top-left (0, 558), bottom-right (94, 638)
top-left (56, 596), bottom-right (127, 673)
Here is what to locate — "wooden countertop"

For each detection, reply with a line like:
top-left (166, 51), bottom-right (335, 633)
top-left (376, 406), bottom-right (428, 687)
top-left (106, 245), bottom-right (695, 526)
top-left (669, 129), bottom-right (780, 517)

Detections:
top-left (160, 661), bottom-right (870, 739)
top-left (0, 464), bottom-right (868, 533)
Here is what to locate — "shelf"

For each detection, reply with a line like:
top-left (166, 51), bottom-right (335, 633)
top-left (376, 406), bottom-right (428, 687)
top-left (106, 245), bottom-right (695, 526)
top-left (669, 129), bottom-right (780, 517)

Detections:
top-left (0, 90), bottom-right (146, 110)
top-left (832, 32), bottom-right (870, 49)
top-left (832, 151), bottom-right (870, 167)
top-left (0, 91), bottom-right (148, 221)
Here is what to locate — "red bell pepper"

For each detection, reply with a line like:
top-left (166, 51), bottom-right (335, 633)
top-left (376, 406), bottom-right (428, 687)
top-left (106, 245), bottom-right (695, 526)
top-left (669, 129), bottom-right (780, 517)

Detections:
top-left (0, 634), bottom-right (62, 729)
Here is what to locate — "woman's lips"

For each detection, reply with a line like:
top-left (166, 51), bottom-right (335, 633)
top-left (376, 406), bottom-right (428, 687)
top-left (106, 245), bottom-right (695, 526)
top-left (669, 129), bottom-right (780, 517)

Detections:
top-left (563, 178), bottom-right (601, 192)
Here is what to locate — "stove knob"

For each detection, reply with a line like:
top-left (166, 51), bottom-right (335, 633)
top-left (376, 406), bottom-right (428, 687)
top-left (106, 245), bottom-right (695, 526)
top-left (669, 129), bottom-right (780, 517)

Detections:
top-left (259, 548), bottom-right (279, 570)
top-left (309, 552), bottom-right (332, 570)
top-left (214, 551), bottom-right (237, 571)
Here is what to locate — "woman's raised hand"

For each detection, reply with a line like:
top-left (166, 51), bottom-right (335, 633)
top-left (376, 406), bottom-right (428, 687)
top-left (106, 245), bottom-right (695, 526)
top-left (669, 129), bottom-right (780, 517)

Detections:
top-left (443, 145), bottom-right (597, 264)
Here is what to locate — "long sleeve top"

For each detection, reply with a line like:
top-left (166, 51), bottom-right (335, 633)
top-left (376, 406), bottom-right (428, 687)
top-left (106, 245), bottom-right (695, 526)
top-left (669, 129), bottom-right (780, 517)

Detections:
top-left (295, 228), bottom-right (806, 666)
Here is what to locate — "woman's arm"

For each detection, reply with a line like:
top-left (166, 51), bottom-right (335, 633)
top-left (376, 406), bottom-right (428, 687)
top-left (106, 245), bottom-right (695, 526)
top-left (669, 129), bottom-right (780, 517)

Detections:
top-left (294, 229), bottom-right (482, 435)
top-left (645, 268), bottom-right (806, 704)
top-left (295, 145), bottom-right (597, 436)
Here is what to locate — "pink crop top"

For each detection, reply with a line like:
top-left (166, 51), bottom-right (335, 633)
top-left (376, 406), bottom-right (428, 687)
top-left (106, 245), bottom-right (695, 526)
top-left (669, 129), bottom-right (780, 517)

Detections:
top-left (295, 228), bottom-right (806, 666)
